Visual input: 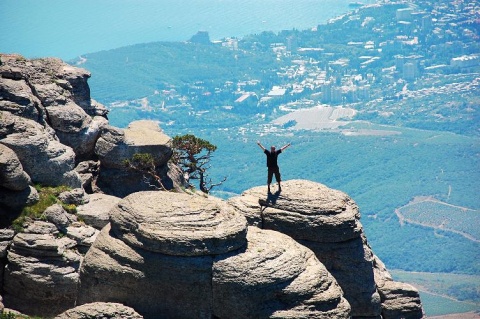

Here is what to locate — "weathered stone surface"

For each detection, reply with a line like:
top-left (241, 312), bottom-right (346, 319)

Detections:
top-left (56, 115), bottom-right (108, 161)
top-left (213, 227), bottom-right (351, 319)
top-left (57, 63), bottom-right (92, 110)
top-left (300, 234), bottom-right (382, 317)
top-left (78, 224), bottom-right (214, 319)
top-left (44, 204), bottom-right (78, 231)
top-left (3, 230), bottom-right (81, 317)
top-left (58, 188), bottom-right (89, 205)
top-left (95, 121), bottom-right (172, 169)
top-left (65, 223), bottom-right (99, 248)
top-left (76, 193), bottom-right (120, 229)
top-left (74, 160), bottom-right (100, 193)
top-left (228, 180), bottom-right (362, 242)
top-left (374, 256), bottom-right (424, 319)
top-left (378, 281), bottom-right (424, 319)
top-left (109, 191), bottom-right (248, 256)
top-left (0, 143), bottom-right (31, 191)
top-left (79, 191), bottom-right (351, 318)
top-left (0, 185), bottom-right (38, 210)
top-left (0, 111), bottom-right (81, 187)
top-left (0, 229), bottom-right (15, 241)
top-left (46, 102), bottom-right (91, 133)
top-left (0, 76), bottom-right (41, 121)
top-left (79, 224), bottom-right (351, 319)
top-left (11, 232), bottom-right (69, 257)
top-left (23, 220), bottom-right (59, 235)
top-left (55, 302), bottom-right (143, 319)
top-left (0, 229), bottom-right (14, 258)
top-left (95, 161), bottom-right (185, 197)
top-left (226, 179), bottom-right (422, 318)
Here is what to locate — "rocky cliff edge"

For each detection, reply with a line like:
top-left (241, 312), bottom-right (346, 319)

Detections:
top-left (0, 54), bottom-right (423, 318)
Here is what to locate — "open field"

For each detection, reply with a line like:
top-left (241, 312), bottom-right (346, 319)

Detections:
top-left (396, 197), bottom-right (480, 242)
top-left (391, 269), bottom-right (480, 316)
top-left (429, 312), bottom-right (480, 319)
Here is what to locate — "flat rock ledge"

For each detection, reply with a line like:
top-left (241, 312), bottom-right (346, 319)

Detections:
top-left (227, 179), bottom-right (362, 243)
top-left (109, 191), bottom-right (248, 256)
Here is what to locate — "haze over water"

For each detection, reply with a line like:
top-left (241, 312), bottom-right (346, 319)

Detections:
top-left (1, 0), bottom-right (374, 61)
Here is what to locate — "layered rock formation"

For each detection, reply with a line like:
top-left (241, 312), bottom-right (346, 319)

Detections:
top-left (0, 54), bottom-right (183, 203)
top-left (0, 54), bottom-right (424, 318)
top-left (94, 121), bottom-right (183, 197)
top-left (3, 221), bottom-right (82, 316)
top-left (78, 191), bottom-right (351, 319)
top-left (227, 180), bottom-right (424, 319)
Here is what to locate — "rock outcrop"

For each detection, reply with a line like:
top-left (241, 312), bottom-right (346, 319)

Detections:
top-left (78, 191), bottom-right (351, 319)
top-left (0, 54), bottom-right (185, 202)
top-left (0, 110), bottom-right (81, 188)
top-left (55, 302), bottom-right (143, 319)
top-left (227, 179), bottom-right (423, 319)
top-left (94, 121), bottom-right (182, 197)
top-left (0, 54), bottom-right (423, 318)
top-left (3, 221), bottom-right (82, 317)
top-left (76, 193), bottom-right (121, 229)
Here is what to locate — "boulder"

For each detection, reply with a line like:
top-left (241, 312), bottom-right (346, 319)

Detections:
top-left (95, 161), bottom-right (185, 197)
top-left (378, 281), bottom-right (424, 319)
top-left (79, 191), bottom-right (351, 318)
top-left (74, 160), bottom-right (100, 193)
top-left (55, 302), bottom-right (143, 319)
top-left (78, 223), bottom-right (218, 319)
top-left (0, 111), bottom-right (81, 188)
top-left (374, 256), bottom-right (424, 319)
top-left (0, 185), bottom-right (39, 210)
top-left (228, 180), bottom-right (362, 242)
top-left (3, 225), bottom-right (81, 317)
top-left (227, 180), bottom-right (422, 318)
top-left (65, 223), bottom-right (99, 250)
top-left (57, 63), bottom-right (92, 110)
top-left (95, 121), bottom-right (172, 169)
top-left (58, 188), bottom-right (89, 205)
top-left (108, 191), bottom-right (247, 256)
top-left (0, 77), bottom-right (41, 121)
top-left (0, 143), bottom-right (31, 191)
top-left (78, 191), bottom-right (248, 318)
top-left (213, 226), bottom-right (351, 319)
top-left (76, 193), bottom-right (121, 229)
top-left (44, 204), bottom-right (78, 231)
top-left (47, 104), bottom-right (107, 160)
top-left (94, 122), bottom-right (180, 196)
top-left (0, 229), bottom-right (15, 258)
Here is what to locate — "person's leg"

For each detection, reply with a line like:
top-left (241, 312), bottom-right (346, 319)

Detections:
top-left (275, 168), bottom-right (281, 190)
top-left (267, 168), bottom-right (273, 192)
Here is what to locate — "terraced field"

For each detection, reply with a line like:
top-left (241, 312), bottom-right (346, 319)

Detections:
top-left (396, 197), bottom-right (480, 243)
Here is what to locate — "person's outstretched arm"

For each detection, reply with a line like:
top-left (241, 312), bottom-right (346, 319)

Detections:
top-left (257, 141), bottom-right (266, 151)
top-left (280, 143), bottom-right (291, 151)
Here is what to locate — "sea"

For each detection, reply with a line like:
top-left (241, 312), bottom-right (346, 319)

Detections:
top-left (1, 0), bottom-right (375, 61)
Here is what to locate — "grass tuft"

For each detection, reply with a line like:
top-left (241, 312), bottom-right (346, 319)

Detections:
top-left (12, 184), bottom-right (73, 233)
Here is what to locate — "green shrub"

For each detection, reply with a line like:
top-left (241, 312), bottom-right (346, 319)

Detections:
top-left (12, 184), bottom-right (73, 233)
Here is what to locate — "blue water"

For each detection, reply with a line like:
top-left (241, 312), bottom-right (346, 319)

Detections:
top-left (0, 0), bottom-right (373, 60)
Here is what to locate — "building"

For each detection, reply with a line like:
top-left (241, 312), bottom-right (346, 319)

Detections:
top-left (396, 8), bottom-right (413, 22)
top-left (451, 54), bottom-right (480, 69)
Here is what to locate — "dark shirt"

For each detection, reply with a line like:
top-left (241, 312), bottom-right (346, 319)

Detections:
top-left (264, 149), bottom-right (282, 168)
